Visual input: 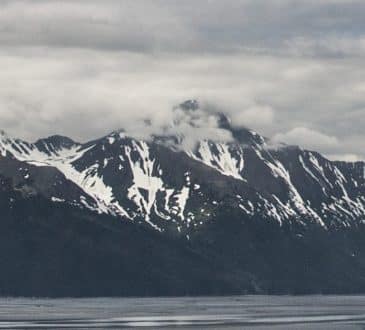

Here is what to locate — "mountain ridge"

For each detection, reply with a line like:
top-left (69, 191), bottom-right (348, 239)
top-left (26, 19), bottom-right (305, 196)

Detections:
top-left (1, 101), bottom-right (364, 236)
top-left (1, 101), bottom-right (365, 296)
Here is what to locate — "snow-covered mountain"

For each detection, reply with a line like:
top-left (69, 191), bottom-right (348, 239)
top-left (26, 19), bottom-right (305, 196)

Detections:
top-left (1, 101), bottom-right (364, 239)
top-left (2, 100), bottom-right (365, 296)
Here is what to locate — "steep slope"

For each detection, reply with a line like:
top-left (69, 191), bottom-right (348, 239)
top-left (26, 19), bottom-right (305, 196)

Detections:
top-left (2, 159), bottom-right (365, 295)
top-left (0, 178), bottom-right (253, 296)
top-left (0, 157), bottom-right (98, 210)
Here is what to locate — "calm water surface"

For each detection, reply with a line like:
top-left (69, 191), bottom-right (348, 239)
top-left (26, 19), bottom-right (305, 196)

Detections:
top-left (0, 295), bottom-right (364, 329)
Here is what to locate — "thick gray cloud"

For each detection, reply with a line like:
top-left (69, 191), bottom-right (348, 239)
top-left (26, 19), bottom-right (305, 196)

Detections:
top-left (0, 0), bottom-right (364, 161)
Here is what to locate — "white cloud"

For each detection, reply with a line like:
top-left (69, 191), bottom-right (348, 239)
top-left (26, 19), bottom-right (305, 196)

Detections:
top-left (273, 127), bottom-right (365, 161)
top-left (230, 105), bottom-right (275, 128)
top-left (326, 153), bottom-right (361, 162)
top-left (0, 0), bottom-right (364, 161)
top-left (273, 127), bottom-right (339, 150)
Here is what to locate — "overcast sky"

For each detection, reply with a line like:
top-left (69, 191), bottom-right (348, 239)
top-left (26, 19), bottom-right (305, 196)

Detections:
top-left (0, 0), bottom-right (364, 161)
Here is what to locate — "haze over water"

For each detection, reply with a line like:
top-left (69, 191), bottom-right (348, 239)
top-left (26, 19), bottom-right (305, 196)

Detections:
top-left (0, 295), bottom-right (364, 329)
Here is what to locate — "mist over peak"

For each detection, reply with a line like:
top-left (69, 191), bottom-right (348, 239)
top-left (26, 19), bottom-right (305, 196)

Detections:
top-left (178, 99), bottom-right (200, 112)
top-left (120, 99), bottom-right (257, 150)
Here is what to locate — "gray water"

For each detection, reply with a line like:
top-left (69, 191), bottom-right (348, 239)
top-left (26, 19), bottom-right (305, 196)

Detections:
top-left (0, 295), bottom-right (365, 329)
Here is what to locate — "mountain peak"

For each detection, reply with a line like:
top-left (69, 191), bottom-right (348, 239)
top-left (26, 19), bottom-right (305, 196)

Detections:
top-left (179, 99), bottom-right (200, 111)
top-left (104, 130), bottom-right (127, 142)
top-left (35, 135), bottom-right (78, 149)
